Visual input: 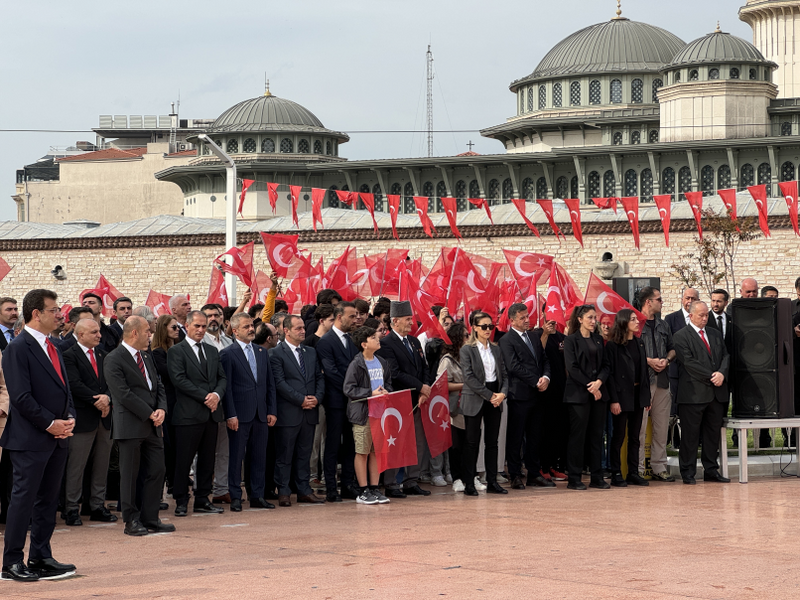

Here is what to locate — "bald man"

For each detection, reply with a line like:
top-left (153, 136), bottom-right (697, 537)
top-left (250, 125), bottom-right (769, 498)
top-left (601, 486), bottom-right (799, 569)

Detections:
top-left (740, 278), bottom-right (759, 299)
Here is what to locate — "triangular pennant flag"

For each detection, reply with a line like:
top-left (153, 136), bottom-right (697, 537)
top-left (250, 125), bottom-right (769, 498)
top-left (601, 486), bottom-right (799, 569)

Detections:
top-left (468, 197), bottom-right (493, 223)
top-left (387, 194), bottom-right (401, 240)
top-left (563, 198), bottom-right (583, 247)
top-left (311, 188), bottom-right (326, 232)
top-left (685, 191), bottom-right (704, 240)
top-left (653, 194), bottom-right (671, 247)
top-left (779, 181), bottom-right (799, 236)
top-left (717, 188), bottom-right (739, 232)
top-left (511, 198), bottom-right (540, 237)
top-left (289, 185), bottom-right (302, 228)
top-left (237, 179), bottom-right (255, 215)
top-left (747, 184), bottom-right (771, 238)
top-left (440, 197), bottom-right (461, 239)
top-left (359, 192), bottom-right (379, 236)
top-left (592, 197), bottom-right (618, 213)
top-left (335, 190), bottom-right (357, 207)
top-left (619, 196), bottom-right (640, 250)
top-left (536, 199), bottom-right (565, 240)
top-left (413, 196), bottom-right (437, 238)
top-left (267, 182), bottom-right (279, 214)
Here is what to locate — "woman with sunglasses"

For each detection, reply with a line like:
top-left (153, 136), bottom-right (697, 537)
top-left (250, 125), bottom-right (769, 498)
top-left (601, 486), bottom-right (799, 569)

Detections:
top-left (605, 309), bottom-right (651, 487)
top-left (564, 305), bottom-right (610, 490)
top-left (460, 312), bottom-right (508, 496)
top-left (151, 314), bottom-right (181, 493)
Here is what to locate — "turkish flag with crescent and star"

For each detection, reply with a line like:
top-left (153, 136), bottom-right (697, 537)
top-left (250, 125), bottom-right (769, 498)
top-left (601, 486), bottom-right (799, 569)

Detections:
top-left (619, 196), bottom-right (640, 249)
top-left (592, 197), bottom-right (618, 213)
top-left (440, 197), bottom-right (461, 239)
top-left (413, 196), bottom-right (437, 238)
top-left (563, 198), bottom-right (583, 247)
top-left (368, 389), bottom-right (418, 472)
top-left (206, 265), bottom-right (228, 306)
top-left (311, 188), bottom-right (326, 231)
top-left (80, 275), bottom-right (123, 317)
top-left (583, 273), bottom-right (646, 335)
top-left (145, 290), bottom-right (172, 317)
top-left (653, 194), bottom-right (672, 247)
top-left (747, 184), bottom-right (771, 238)
top-left (717, 188), bottom-right (740, 232)
top-left (544, 267), bottom-right (567, 327)
top-left (502, 249), bottom-right (553, 286)
top-left (779, 181), bottom-right (800, 236)
top-left (267, 182), bottom-right (279, 214)
top-left (469, 197), bottom-right (494, 223)
top-left (213, 241), bottom-right (255, 288)
top-left (260, 232), bottom-right (300, 278)
top-left (387, 194), bottom-right (401, 240)
top-left (249, 270), bottom-right (273, 308)
top-left (685, 191), bottom-right (704, 240)
top-left (420, 372), bottom-right (452, 458)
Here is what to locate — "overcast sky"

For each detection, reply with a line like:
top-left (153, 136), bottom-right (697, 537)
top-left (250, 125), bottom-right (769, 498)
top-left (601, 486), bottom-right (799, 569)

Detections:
top-left (0, 0), bottom-right (752, 222)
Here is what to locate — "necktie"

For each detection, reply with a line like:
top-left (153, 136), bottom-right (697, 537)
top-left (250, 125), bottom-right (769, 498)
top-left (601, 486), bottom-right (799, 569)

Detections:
top-left (8, 328), bottom-right (14, 340)
top-left (45, 338), bottom-right (64, 384)
top-left (245, 344), bottom-right (258, 380)
top-left (718, 315), bottom-right (724, 336)
top-left (403, 337), bottom-right (414, 358)
top-left (197, 343), bottom-right (208, 371)
top-left (296, 347), bottom-right (306, 378)
top-left (88, 348), bottom-right (98, 377)
top-left (343, 333), bottom-right (355, 359)
top-left (699, 330), bottom-right (712, 355)
top-left (522, 332), bottom-right (535, 355)
top-left (135, 351), bottom-right (147, 379)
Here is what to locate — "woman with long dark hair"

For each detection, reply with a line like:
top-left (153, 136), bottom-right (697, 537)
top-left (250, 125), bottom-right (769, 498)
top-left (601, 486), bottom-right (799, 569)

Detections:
top-left (563, 305), bottom-right (610, 490)
top-left (437, 322), bottom-right (468, 492)
top-left (151, 314), bottom-right (180, 492)
top-left (605, 309), bottom-right (651, 487)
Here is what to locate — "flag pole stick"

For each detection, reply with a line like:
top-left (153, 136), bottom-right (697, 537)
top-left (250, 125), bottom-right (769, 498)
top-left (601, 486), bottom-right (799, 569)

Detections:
top-left (444, 247), bottom-right (459, 306)
top-left (378, 250), bottom-right (388, 297)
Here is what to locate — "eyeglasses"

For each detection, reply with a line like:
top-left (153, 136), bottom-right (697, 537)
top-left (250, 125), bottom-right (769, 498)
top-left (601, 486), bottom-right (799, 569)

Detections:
top-left (41, 307), bottom-right (61, 314)
top-left (652, 297), bottom-right (663, 302)
top-left (169, 325), bottom-right (180, 331)
top-left (477, 324), bottom-right (495, 331)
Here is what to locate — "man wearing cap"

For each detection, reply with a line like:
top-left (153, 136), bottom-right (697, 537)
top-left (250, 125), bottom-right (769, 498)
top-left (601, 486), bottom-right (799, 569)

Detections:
top-left (376, 300), bottom-right (433, 499)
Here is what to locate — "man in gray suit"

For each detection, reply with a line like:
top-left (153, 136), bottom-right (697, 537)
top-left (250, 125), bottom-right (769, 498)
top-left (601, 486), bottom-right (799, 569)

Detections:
top-left (270, 315), bottom-right (325, 507)
top-left (167, 310), bottom-right (227, 517)
top-left (104, 316), bottom-right (173, 536)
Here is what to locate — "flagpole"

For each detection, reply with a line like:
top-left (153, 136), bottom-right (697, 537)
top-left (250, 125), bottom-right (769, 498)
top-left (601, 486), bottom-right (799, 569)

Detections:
top-left (444, 247), bottom-right (459, 307)
top-left (378, 250), bottom-right (388, 298)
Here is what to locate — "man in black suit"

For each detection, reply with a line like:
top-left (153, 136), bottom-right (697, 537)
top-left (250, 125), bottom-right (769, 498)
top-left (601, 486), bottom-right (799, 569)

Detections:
top-left (0, 296), bottom-right (16, 525)
top-left (62, 319), bottom-right (116, 526)
top-left (169, 295), bottom-right (191, 341)
top-left (104, 316), bottom-right (173, 536)
top-left (168, 310), bottom-right (227, 517)
top-left (1, 289), bottom-right (77, 581)
top-left (0, 297), bottom-right (17, 351)
top-left (220, 312), bottom-right (277, 511)
top-left (110, 297), bottom-right (133, 339)
top-left (707, 289), bottom-right (732, 356)
top-left (81, 292), bottom-right (120, 354)
top-left (376, 300), bottom-right (433, 499)
top-left (664, 287), bottom-right (699, 444)
top-left (673, 301), bottom-right (730, 485)
top-left (499, 302), bottom-right (553, 490)
top-left (270, 315), bottom-right (325, 506)
top-left (316, 301), bottom-right (360, 502)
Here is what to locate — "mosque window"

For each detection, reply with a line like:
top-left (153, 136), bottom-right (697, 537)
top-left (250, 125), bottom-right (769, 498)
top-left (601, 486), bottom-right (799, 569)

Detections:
top-left (327, 185), bottom-right (340, 208)
top-left (213, 139), bottom-right (223, 148)
top-left (469, 180), bottom-right (481, 206)
top-left (520, 89), bottom-right (525, 114)
top-left (739, 164), bottom-right (754, 190)
top-left (357, 184), bottom-right (370, 211)
top-left (243, 138), bottom-right (256, 153)
top-left (202, 145), bottom-right (210, 155)
top-left (262, 138), bottom-right (275, 153)
top-left (570, 81), bottom-right (581, 106)
top-left (502, 178), bottom-right (514, 203)
top-left (403, 182), bottom-right (415, 214)
top-left (765, 70), bottom-right (771, 82)
top-left (373, 183), bottom-right (384, 211)
top-left (689, 70), bottom-right (699, 81)
top-left (781, 161), bottom-right (796, 182)
top-left (781, 122), bottom-right (792, 136)
top-left (454, 181), bottom-right (468, 210)
top-left (718, 165), bottom-right (731, 190)
top-left (701, 165), bottom-right (715, 196)
top-left (678, 166), bottom-right (692, 201)
top-left (436, 181), bottom-right (447, 212)
top-left (648, 129), bottom-right (659, 143)
top-left (553, 83), bottom-right (562, 108)
top-left (556, 176), bottom-right (568, 199)
top-left (631, 131), bottom-right (641, 145)
top-left (589, 80), bottom-right (601, 105)
top-left (280, 138), bottom-right (293, 153)
top-left (603, 170), bottom-right (616, 197)
top-left (652, 79), bottom-right (663, 102)
top-left (326, 141), bottom-right (332, 155)
top-left (227, 139), bottom-right (239, 153)
top-left (588, 171), bottom-right (600, 198)
top-left (749, 69), bottom-right (757, 80)
top-left (610, 79), bottom-right (623, 103)
top-left (757, 162), bottom-right (771, 186)
top-left (709, 68), bottom-right (720, 80)
top-left (536, 177), bottom-right (548, 199)
top-left (674, 71), bottom-right (681, 83)
top-left (641, 168), bottom-right (653, 202)
top-left (571, 175), bottom-right (579, 199)
top-left (314, 140), bottom-right (323, 154)
top-left (488, 179), bottom-right (500, 205)
top-left (521, 177), bottom-right (534, 200)
top-left (730, 68), bottom-right (740, 80)
top-left (631, 79), bottom-right (643, 103)
top-left (662, 167), bottom-right (676, 200)
top-left (528, 86), bottom-right (534, 112)
top-left (538, 85), bottom-right (547, 109)
top-left (422, 181), bottom-right (435, 212)
top-left (298, 139), bottom-right (309, 153)
top-left (624, 169), bottom-right (638, 197)
top-left (613, 132), bottom-right (623, 145)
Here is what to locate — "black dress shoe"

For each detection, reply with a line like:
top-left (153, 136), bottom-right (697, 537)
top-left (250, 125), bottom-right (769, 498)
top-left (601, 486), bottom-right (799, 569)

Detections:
top-left (463, 486), bottom-right (479, 496)
top-left (28, 557), bottom-right (76, 579)
top-left (610, 473), bottom-right (628, 487)
top-left (511, 476), bottom-right (526, 490)
top-left (486, 482), bottom-right (508, 494)
top-left (265, 490), bottom-right (279, 500)
top-left (528, 475), bottom-right (556, 488)
top-left (340, 486), bottom-right (359, 500)
top-left (230, 498), bottom-right (242, 512)
top-left (567, 481), bottom-right (587, 490)
top-left (159, 502), bottom-right (169, 511)
top-left (2, 561), bottom-right (39, 581)
top-left (174, 504), bottom-right (188, 517)
top-left (683, 477), bottom-right (697, 485)
top-left (326, 493), bottom-right (343, 503)
top-left (64, 509), bottom-right (83, 526)
top-left (626, 473), bottom-right (650, 486)
top-left (385, 488), bottom-right (407, 499)
top-left (703, 472), bottom-right (731, 483)
top-left (250, 498), bottom-right (276, 509)
top-left (589, 480), bottom-right (611, 490)
top-left (404, 485), bottom-right (431, 496)
top-left (194, 500), bottom-right (224, 514)
top-left (90, 507), bottom-right (118, 522)
top-left (124, 520), bottom-right (149, 536)
top-left (143, 520), bottom-right (176, 533)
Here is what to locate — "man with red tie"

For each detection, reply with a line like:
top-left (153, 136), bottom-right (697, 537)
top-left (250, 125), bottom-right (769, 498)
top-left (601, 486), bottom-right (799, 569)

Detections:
top-left (1, 289), bottom-right (77, 581)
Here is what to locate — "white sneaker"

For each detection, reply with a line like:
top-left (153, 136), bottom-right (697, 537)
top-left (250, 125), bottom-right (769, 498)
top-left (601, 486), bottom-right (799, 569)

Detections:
top-left (445, 473), bottom-right (453, 484)
top-left (371, 489), bottom-right (391, 504)
top-left (431, 476), bottom-right (447, 487)
top-left (474, 477), bottom-right (487, 491)
top-left (496, 473), bottom-right (508, 484)
top-left (356, 490), bottom-right (378, 505)
top-left (452, 479), bottom-right (465, 492)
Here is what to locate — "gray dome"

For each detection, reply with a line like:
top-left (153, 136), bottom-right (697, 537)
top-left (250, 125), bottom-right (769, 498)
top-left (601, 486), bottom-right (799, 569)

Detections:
top-left (513, 18), bottom-right (685, 87)
top-left (666, 30), bottom-right (775, 68)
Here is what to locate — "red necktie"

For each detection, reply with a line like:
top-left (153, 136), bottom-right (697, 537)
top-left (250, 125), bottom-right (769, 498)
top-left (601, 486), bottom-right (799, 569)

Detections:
top-left (88, 348), bottom-right (99, 377)
top-left (698, 330), bottom-right (712, 355)
top-left (135, 351), bottom-right (147, 380)
top-left (45, 338), bottom-right (65, 384)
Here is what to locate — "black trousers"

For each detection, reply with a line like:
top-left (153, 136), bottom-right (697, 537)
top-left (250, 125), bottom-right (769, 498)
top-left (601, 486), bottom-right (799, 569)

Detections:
top-left (541, 398), bottom-right (570, 471)
top-left (567, 400), bottom-right (608, 485)
top-left (610, 405), bottom-right (645, 476)
top-left (0, 448), bottom-right (13, 519)
top-left (274, 421), bottom-right (315, 497)
top-left (448, 426), bottom-right (467, 484)
top-left (173, 420), bottom-right (218, 504)
top-left (3, 446), bottom-right (68, 567)
top-left (678, 401), bottom-right (726, 479)
top-left (463, 396), bottom-right (503, 486)
top-left (323, 406), bottom-right (355, 493)
top-left (117, 430), bottom-right (166, 525)
top-left (505, 398), bottom-right (543, 479)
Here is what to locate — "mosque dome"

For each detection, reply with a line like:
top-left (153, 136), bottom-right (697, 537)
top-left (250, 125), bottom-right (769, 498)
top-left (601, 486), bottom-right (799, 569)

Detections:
top-left (666, 29), bottom-right (776, 69)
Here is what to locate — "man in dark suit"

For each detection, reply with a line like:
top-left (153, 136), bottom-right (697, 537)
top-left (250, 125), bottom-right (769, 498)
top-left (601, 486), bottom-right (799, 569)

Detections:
top-left (104, 316), bottom-right (173, 536)
top-left (1, 289), bottom-right (77, 581)
top-left (0, 296), bottom-right (16, 525)
top-left (499, 302), bottom-right (552, 490)
top-left (81, 292), bottom-right (120, 354)
top-left (62, 319), bottom-right (116, 526)
top-left (169, 295), bottom-right (191, 342)
top-left (664, 287), bottom-right (699, 445)
top-left (707, 288), bottom-right (733, 355)
top-left (270, 315), bottom-right (325, 507)
top-left (376, 300), bottom-right (433, 499)
top-left (673, 301), bottom-right (730, 485)
top-left (220, 312), bottom-right (277, 511)
top-left (109, 297), bottom-right (133, 339)
top-left (0, 297), bottom-right (17, 351)
top-left (316, 301), bottom-right (360, 502)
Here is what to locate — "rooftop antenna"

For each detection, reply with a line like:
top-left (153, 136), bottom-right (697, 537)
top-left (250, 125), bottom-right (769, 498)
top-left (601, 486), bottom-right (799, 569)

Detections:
top-left (264, 74), bottom-right (272, 97)
top-left (426, 44), bottom-right (434, 158)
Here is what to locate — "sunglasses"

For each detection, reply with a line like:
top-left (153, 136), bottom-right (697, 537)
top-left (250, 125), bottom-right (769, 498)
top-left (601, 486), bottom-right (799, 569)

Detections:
top-left (169, 325), bottom-right (180, 331)
top-left (477, 324), bottom-right (495, 331)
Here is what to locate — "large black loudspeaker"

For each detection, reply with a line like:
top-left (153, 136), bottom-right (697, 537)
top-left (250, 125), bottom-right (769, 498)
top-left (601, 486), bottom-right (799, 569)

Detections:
top-left (730, 298), bottom-right (794, 418)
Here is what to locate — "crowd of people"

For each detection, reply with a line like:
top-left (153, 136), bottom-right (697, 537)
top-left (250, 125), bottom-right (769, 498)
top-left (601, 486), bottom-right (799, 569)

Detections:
top-left (0, 273), bottom-right (798, 581)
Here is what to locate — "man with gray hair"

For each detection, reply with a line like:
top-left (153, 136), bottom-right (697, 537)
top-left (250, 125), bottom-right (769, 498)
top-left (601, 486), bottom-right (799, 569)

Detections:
top-left (664, 287), bottom-right (699, 448)
top-left (271, 312), bottom-right (288, 343)
top-left (132, 306), bottom-right (157, 334)
top-left (168, 295), bottom-right (191, 341)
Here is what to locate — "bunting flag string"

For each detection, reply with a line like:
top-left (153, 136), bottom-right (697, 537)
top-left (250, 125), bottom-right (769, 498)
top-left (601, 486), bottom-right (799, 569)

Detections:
top-left (563, 198), bottom-right (583, 247)
top-left (653, 194), bottom-right (671, 247)
top-left (778, 181), bottom-right (800, 236)
top-left (747, 184), bottom-right (771, 238)
top-left (468, 197), bottom-right (494, 223)
top-left (685, 191), bottom-right (704, 240)
top-left (237, 179), bottom-right (255, 215)
top-left (717, 188), bottom-right (740, 232)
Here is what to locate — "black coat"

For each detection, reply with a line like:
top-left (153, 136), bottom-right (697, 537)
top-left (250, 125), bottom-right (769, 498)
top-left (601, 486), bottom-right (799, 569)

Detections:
top-left (673, 325), bottom-right (729, 405)
top-left (499, 328), bottom-right (551, 403)
top-left (167, 339), bottom-right (227, 426)
top-left (376, 331), bottom-right (431, 402)
top-left (604, 338), bottom-right (651, 412)
top-left (706, 310), bottom-right (733, 356)
top-left (104, 345), bottom-right (166, 440)
top-left (563, 332), bottom-right (610, 404)
top-left (316, 328), bottom-right (359, 410)
top-left (664, 309), bottom-right (688, 381)
top-left (269, 342), bottom-right (324, 428)
top-left (62, 343), bottom-right (112, 433)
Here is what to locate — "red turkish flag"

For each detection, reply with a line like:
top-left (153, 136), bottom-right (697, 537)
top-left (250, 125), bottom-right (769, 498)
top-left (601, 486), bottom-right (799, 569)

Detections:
top-left (387, 194), bottom-right (401, 240)
top-left (60, 304), bottom-right (73, 321)
top-left (289, 185), bottom-right (302, 228)
top-left (80, 274), bottom-right (123, 317)
top-left (511, 198), bottom-right (540, 237)
top-left (267, 182), bottom-right (279, 214)
top-left (213, 241), bottom-right (254, 288)
top-left (543, 267), bottom-right (567, 327)
top-left (260, 232), bottom-right (300, 278)
top-left (413, 196), bottom-right (437, 238)
top-left (440, 197), bottom-right (461, 239)
top-left (403, 263), bottom-right (451, 345)
top-left (363, 249), bottom-right (408, 298)
top-left (619, 196), bottom-right (640, 250)
top-left (496, 279), bottom-right (520, 332)
top-left (145, 290), bottom-right (173, 317)
top-left (468, 197), bottom-right (494, 223)
top-left (420, 372), bottom-right (452, 458)
top-left (502, 250), bottom-right (553, 286)
top-left (592, 197), bottom-right (618, 213)
top-left (563, 198), bottom-right (583, 247)
top-left (335, 190), bottom-right (357, 207)
top-left (206, 266), bottom-right (228, 307)
top-left (311, 188), bottom-right (325, 231)
top-left (536, 199), bottom-right (565, 240)
top-left (369, 389), bottom-right (418, 472)
top-left (747, 184), bottom-right (771, 237)
top-left (282, 255), bottom-right (317, 314)
top-left (685, 191), bottom-right (704, 240)
top-left (718, 188), bottom-right (740, 232)
top-left (779, 181), bottom-right (799, 236)
top-left (0, 256), bottom-right (11, 283)
top-left (249, 270), bottom-right (273, 307)
top-left (583, 273), bottom-right (646, 335)
top-left (237, 179), bottom-right (255, 215)
top-left (359, 192), bottom-right (380, 235)
top-left (653, 194), bottom-right (671, 247)
top-left (322, 246), bottom-right (359, 301)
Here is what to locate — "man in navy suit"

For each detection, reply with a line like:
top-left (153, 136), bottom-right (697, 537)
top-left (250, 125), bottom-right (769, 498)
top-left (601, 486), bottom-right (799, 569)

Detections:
top-left (220, 312), bottom-right (277, 512)
top-left (270, 315), bottom-right (325, 507)
top-left (1, 289), bottom-right (77, 581)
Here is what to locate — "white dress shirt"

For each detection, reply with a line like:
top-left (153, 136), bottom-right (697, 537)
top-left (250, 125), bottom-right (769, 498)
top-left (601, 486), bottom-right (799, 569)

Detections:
top-left (284, 340), bottom-right (304, 370)
top-left (332, 325), bottom-right (350, 349)
top-left (511, 327), bottom-right (549, 381)
top-left (711, 311), bottom-right (726, 338)
top-left (682, 308), bottom-right (691, 326)
top-left (188, 338), bottom-right (206, 363)
top-left (24, 325), bottom-right (50, 357)
top-left (121, 341), bottom-right (152, 389)
top-left (477, 341), bottom-right (497, 382)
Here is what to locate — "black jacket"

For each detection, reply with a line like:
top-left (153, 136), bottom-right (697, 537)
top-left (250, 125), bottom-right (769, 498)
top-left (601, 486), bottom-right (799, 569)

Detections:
top-left (167, 339), bottom-right (227, 425)
top-left (498, 328), bottom-right (550, 403)
top-left (706, 310), bottom-right (733, 356)
top-left (104, 345), bottom-right (166, 440)
top-left (563, 332), bottom-right (610, 404)
top-left (673, 325), bottom-right (730, 405)
top-left (269, 341), bottom-right (324, 428)
top-left (376, 331), bottom-right (431, 402)
top-left (343, 353), bottom-right (393, 426)
top-left (63, 343), bottom-right (112, 433)
top-left (316, 328), bottom-right (359, 410)
top-left (604, 338), bottom-right (651, 412)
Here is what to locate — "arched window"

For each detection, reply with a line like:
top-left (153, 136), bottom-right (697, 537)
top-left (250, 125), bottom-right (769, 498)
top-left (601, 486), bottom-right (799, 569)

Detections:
top-left (262, 138), bottom-right (275, 153)
top-left (521, 177), bottom-right (534, 200)
top-left (403, 182), bottom-right (415, 214)
top-left (502, 178), bottom-right (514, 203)
top-left (487, 179), bottom-right (500, 205)
top-left (652, 79), bottom-right (663, 102)
top-left (538, 85), bottom-right (547, 109)
top-left (631, 79), bottom-right (643, 103)
top-left (553, 83), bottom-right (562, 107)
top-left (649, 129), bottom-right (659, 143)
top-left (689, 70), bottom-right (699, 81)
top-left (469, 180), bottom-right (481, 207)
top-left (662, 167), bottom-right (676, 200)
top-left (536, 177), bottom-right (548, 199)
top-left (571, 175), bottom-right (579, 199)
top-left (243, 138), bottom-right (256, 153)
top-left (674, 71), bottom-right (681, 84)
top-left (782, 161), bottom-right (796, 182)
top-left (455, 180), bottom-right (468, 210)
top-left (556, 176), bottom-right (568, 199)
top-left (280, 138), bottom-right (293, 153)
top-left (527, 86), bottom-right (534, 112)
top-left (422, 181), bottom-right (435, 212)
top-left (372, 183), bottom-right (384, 212)
top-left (327, 185), bottom-right (340, 208)
top-left (603, 170), bottom-right (616, 197)
top-left (520, 88), bottom-right (525, 114)
top-left (590, 80), bottom-right (601, 104)
top-left (631, 131), bottom-right (641, 145)
top-left (701, 165), bottom-right (715, 196)
top-left (390, 182), bottom-right (402, 195)
top-left (358, 183), bottom-right (370, 211)
top-left (678, 166), bottom-right (692, 201)
top-left (313, 140), bottom-right (322, 154)
top-left (624, 169), bottom-right (638, 197)
top-left (610, 79), bottom-right (623, 103)
top-left (325, 141), bottom-right (332, 155)
top-left (718, 165), bottom-right (731, 189)
top-left (740, 164), bottom-right (755, 190)
top-left (298, 139), bottom-right (309, 153)
top-left (570, 81), bottom-right (581, 106)
top-left (730, 68), bottom-right (740, 80)
top-left (613, 132), bottom-right (623, 145)
top-left (226, 139), bottom-right (239, 153)
top-left (202, 145), bottom-right (210, 155)
top-left (765, 70), bottom-right (771, 82)
top-left (709, 68), bottom-right (720, 80)
top-left (758, 162), bottom-right (771, 186)
top-left (750, 69), bottom-right (757, 80)
top-left (436, 181), bottom-right (447, 212)
top-left (588, 171), bottom-right (600, 198)
top-left (781, 122), bottom-right (792, 136)
top-left (641, 168), bottom-right (653, 202)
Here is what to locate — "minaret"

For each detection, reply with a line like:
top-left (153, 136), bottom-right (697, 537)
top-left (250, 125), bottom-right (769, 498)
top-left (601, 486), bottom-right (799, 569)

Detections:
top-left (740, 0), bottom-right (800, 98)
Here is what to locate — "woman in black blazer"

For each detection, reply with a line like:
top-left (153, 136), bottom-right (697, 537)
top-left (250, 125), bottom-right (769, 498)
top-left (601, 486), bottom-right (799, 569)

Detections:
top-left (150, 314), bottom-right (180, 493)
top-left (459, 312), bottom-right (508, 496)
top-left (605, 309), bottom-right (651, 487)
top-left (563, 305), bottom-right (610, 490)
